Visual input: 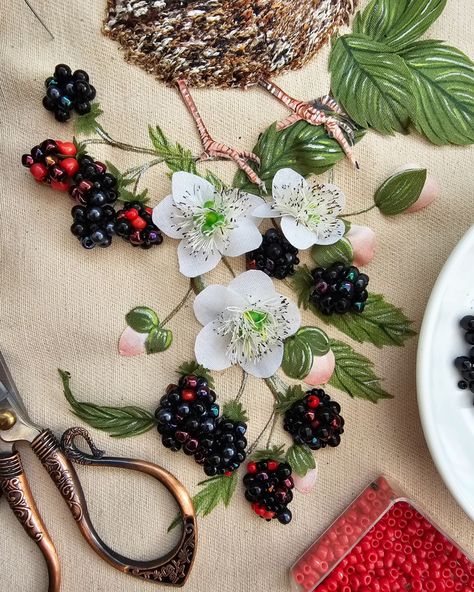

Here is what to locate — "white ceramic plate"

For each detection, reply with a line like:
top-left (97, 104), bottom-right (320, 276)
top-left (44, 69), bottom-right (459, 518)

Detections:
top-left (417, 225), bottom-right (474, 521)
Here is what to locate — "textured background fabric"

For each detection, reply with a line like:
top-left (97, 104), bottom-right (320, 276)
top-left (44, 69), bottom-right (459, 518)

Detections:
top-left (0, 1), bottom-right (473, 591)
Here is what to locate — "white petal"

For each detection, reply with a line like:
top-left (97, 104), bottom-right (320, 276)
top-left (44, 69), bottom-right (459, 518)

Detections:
top-left (280, 216), bottom-right (318, 250)
top-left (193, 285), bottom-right (247, 326)
top-left (284, 299), bottom-right (301, 336)
top-left (172, 171), bottom-right (215, 210)
top-left (177, 240), bottom-right (222, 277)
top-left (272, 168), bottom-right (310, 197)
top-left (252, 202), bottom-right (280, 218)
top-left (152, 195), bottom-right (186, 239)
top-left (220, 219), bottom-right (263, 257)
top-left (313, 217), bottom-right (345, 245)
top-left (310, 183), bottom-right (345, 216)
top-left (194, 321), bottom-right (233, 371)
top-left (239, 344), bottom-right (284, 378)
top-left (228, 270), bottom-right (276, 302)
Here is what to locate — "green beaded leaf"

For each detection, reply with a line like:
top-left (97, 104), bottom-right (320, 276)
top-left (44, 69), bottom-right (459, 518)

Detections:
top-left (59, 370), bottom-right (156, 437)
top-left (233, 121), bottom-right (365, 195)
top-left (311, 238), bottom-right (354, 267)
top-left (74, 102), bottom-right (104, 136)
top-left (282, 336), bottom-right (312, 380)
top-left (222, 400), bottom-right (249, 423)
top-left (125, 307), bottom-right (159, 333)
top-left (311, 294), bottom-right (416, 348)
top-left (286, 444), bottom-right (316, 477)
top-left (328, 340), bottom-right (393, 402)
top-left (168, 473), bottom-right (238, 531)
top-left (353, 0), bottom-right (446, 51)
top-left (149, 125), bottom-right (198, 174)
top-left (329, 35), bottom-right (413, 134)
top-left (401, 41), bottom-right (474, 145)
top-left (274, 385), bottom-right (306, 415)
top-left (374, 168), bottom-right (427, 215)
top-left (250, 445), bottom-right (287, 464)
top-left (146, 327), bottom-right (173, 354)
top-left (177, 361), bottom-right (215, 390)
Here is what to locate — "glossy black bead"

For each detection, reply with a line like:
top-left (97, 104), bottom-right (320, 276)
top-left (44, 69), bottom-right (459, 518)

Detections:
top-left (55, 109), bottom-right (70, 122)
top-left (42, 96), bottom-right (56, 111)
top-left (75, 101), bottom-right (91, 115)
top-left (54, 63), bottom-right (72, 80)
top-left (277, 508), bottom-right (292, 525)
top-left (73, 69), bottom-right (89, 82)
top-left (460, 316), bottom-right (474, 331)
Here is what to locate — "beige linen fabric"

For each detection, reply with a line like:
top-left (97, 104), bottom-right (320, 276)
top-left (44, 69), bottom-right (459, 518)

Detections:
top-left (0, 2), bottom-right (473, 591)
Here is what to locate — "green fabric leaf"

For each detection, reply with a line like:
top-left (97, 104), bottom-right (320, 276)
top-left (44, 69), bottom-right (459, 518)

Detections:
top-left (74, 103), bottom-right (104, 136)
top-left (250, 445), bottom-right (287, 464)
top-left (329, 35), bottom-right (413, 134)
top-left (222, 400), bottom-right (249, 423)
top-left (204, 170), bottom-right (226, 191)
top-left (125, 306), bottom-right (159, 333)
top-left (148, 125), bottom-right (198, 174)
top-left (73, 137), bottom-right (87, 160)
top-left (353, 0), bottom-right (409, 41)
top-left (168, 473), bottom-right (238, 531)
top-left (286, 444), bottom-right (316, 477)
top-left (233, 121), bottom-right (365, 195)
top-left (145, 327), bottom-right (173, 354)
top-left (328, 339), bottom-right (393, 402)
top-left (58, 370), bottom-right (156, 437)
top-left (311, 237), bottom-right (354, 267)
top-left (282, 335), bottom-right (312, 380)
top-left (296, 327), bottom-right (330, 356)
top-left (401, 41), bottom-right (474, 145)
top-left (310, 294), bottom-right (416, 348)
top-left (274, 385), bottom-right (306, 415)
top-left (374, 168), bottom-right (427, 215)
top-left (177, 361), bottom-right (215, 389)
top-left (290, 265), bottom-right (314, 309)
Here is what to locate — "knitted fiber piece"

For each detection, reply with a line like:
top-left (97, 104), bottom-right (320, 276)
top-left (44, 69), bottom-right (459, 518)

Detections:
top-left (103, 0), bottom-right (357, 88)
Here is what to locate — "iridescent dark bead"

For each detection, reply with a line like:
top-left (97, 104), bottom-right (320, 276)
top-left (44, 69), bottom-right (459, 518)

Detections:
top-left (21, 154), bottom-right (34, 167)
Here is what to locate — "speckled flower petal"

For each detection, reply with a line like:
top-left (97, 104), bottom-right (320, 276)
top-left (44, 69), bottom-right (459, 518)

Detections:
top-left (118, 326), bottom-right (147, 357)
top-left (280, 215), bottom-right (318, 250)
top-left (152, 194), bottom-right (186, 239)
top-left (239, 343), bottom-right (284, 378)
top-left (272, 168), bottom-right (310, 203)
top-left (219, 218), bottom-right (263, 257)
top-left (312, 217), bottom-right (345, 245)
top-left (227, 269), bottom-right (276, 302)
top-left (172, 171), bottom-right (215, 211)
top-left (194, 321), bottom-right (233, 371)
top-left (309, 183), bottom-right (345, 216)
top-left (282, 298), bottom-right (301, 337)
top-left (193, 285), bottom-right (247, 326)
top-left (177, 240), bottom-right (222, 277)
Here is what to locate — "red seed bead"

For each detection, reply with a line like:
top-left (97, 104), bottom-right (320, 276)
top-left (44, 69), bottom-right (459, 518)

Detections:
top-left (60, 157), bottom-right (79, 177)
top-left (55, 140), bottom-right (77, 156)
top-left (267, 460), bottom-right (279, 471)
top-left (247, 461), bottom-right (257, 474)
top-left (50, 180), bottom-right (69, 191)
top-left (30, 162), bottom-right (48, 181)
top-left (131, 216), bottom-right (147, 230)
top-left (306, 395), bottom-right (320, 408)
top-left (181, 389), bottom-right (196, 401)
top-left (125, 208), bottom-right (139, 220)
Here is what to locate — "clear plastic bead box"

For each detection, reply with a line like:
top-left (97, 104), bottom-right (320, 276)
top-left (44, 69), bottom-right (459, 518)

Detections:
top-left (290, 476), bottom-right (474, 592)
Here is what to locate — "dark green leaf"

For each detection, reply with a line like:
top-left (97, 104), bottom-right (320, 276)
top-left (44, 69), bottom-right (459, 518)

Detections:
top-left (146, 327), bottom-right (173, 354)
top-left (296, 327), bottom-right (330, 356)
top-left (58, 370), bottom-right (156, 437)
top-left (353, 0), bottom-right (409, 41)
top-left (311, 237), bottom-right (354, 266)
top-left (282, 336), bottom-right (312, 380)
top-left (286, 444), bottom-right (316, 477)
top-left (290, 265), bottom-right (314, 309)
top-left (309, 293), bottom-right (416, 348)
top-left (72, 137), bottom-right (87, 160)
top-left (74, 103), bottom-right (104, 136)
top-left (168, 473), bottom-right (237, 531)
top-left (250, 445), bottom-right (287, 464)
top-left (233, 121), bottom-right (365, 194)
top-left (204, 170), bottom-right (226, 191)
top-left (125, 306), bottom-right (159, 333)
top-left (328, 339), bottom-right (393, 402)
top-left (329, 35), bottom-right (413, 134)
top-left (401, 41), bottom-right (474, 145)
top-left (274, 385), bottom-right (306, 415)
top-left (177, 361), bottom-right (215, 389)
top-left (148, 125), bottom-right (197, 174)
top-left (118, 187), bottom-right (149, 204)
top-left (222, 400), bottom-right (249, 423)
top-left (374, 168), bottom-right (427, 215)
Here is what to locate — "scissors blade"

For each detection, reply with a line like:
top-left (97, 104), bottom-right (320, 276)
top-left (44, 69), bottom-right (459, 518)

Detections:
top-left (0, 350), bottom-right (32, 422)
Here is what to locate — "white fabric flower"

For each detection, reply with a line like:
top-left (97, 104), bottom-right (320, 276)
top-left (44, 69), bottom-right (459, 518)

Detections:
top-left (252, 168), bottom-right (346, 249)
top-left (152, 172), bottom-right (265, 277)
top-left (193, 270), bottom-right (301, 378)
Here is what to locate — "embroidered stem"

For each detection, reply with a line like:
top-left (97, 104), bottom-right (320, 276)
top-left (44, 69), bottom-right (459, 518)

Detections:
top-left (161, 282), bottom-right (193, 326)
top-left (271, 217), bottom-right (280, 230)
top-left (344, 204), bottom-right (377, 217)
top-left (247, 411), bottom-right (275, 456)
top-left (83, 128), bottom-right (158, 156)
top-left (265, 413), bottom-right (279, 448)
top-left (235, 370), bottom-right (248, 403)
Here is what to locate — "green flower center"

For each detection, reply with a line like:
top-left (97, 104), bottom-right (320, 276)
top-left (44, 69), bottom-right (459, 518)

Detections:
top-left (244, 310), bottom-right (268, 332)
top-left (196, 200), bottom-right (225, 235)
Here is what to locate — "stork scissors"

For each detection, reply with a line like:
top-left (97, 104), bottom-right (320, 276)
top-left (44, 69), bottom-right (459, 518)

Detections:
top-left (0, 350), bottom-right (197, 590)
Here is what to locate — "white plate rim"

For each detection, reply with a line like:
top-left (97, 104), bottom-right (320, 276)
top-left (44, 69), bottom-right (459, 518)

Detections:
top-left (417, 224), bottom-right (474, 522)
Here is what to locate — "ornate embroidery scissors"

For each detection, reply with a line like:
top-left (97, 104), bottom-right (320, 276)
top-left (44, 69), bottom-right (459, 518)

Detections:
top-left (0, 351), bottom-right (197, 590)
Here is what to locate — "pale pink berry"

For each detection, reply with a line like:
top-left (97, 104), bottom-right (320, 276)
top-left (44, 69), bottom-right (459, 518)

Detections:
top-left (304, 349), bottom-right (335, 386)
top-left (346, 224), bottom-right (376, 267)
top-left (118, 326), bottom-right (147, 356)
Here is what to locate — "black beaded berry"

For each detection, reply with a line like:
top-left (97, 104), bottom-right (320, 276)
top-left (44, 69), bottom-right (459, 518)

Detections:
top-left (70, 203), bottom-right (117, 249)
top-left (21, 139), bottom-right (79, 191)
top-left (69, 155), bottom-right (118, 207)
top-left (115, 202), bottom-right (163, 249)
top-left (43, 64), bottom-right (96, 122)
top-left (283, 388), bottom-right (344, 450)
top-left (199, 417), bottom-right (247, 477)
top-left (154, 374), bottom-right (220, 456)
top-left (455, 315), bottom-right (474, 398)
top-left (243, 460), bottom-right (294, 524)
top-left (246, 228), bottom-right (299, 279)
top-left (310, 262), bottom-right (369, 315)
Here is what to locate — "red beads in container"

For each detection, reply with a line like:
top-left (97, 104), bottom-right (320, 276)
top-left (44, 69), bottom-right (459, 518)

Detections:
top-left (290, 476), bottom-right (474, 592)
